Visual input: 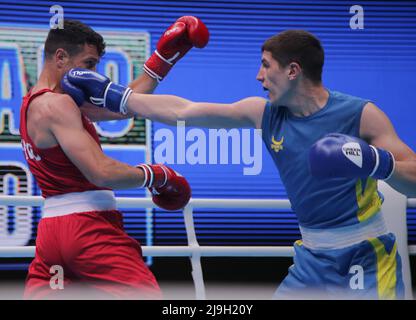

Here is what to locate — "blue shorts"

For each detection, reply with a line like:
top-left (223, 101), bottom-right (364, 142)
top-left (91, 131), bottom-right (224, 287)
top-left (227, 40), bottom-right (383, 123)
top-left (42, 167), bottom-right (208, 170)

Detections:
top-left (273, 233), bottom-right (404, 300)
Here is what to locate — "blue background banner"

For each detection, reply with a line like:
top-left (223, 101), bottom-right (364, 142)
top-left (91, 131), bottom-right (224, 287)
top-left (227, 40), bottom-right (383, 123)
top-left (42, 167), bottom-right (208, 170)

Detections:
top-left (0, 1), bottom-right (414, 264)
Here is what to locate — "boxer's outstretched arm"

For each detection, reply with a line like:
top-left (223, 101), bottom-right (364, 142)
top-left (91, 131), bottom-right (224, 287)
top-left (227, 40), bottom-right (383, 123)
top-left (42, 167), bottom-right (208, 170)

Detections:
top-left (78, 73), bottom-right (156, 122)
top-left (127, 93), bottom-right (267, 129)
top-left (62, 68), bottom-right (266, 128)
top-left (360, 102), bottom-right (416, 197)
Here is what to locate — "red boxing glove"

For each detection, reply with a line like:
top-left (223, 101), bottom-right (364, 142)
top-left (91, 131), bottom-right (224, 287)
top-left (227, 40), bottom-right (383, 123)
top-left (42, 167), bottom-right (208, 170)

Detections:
top-left (137, 164), bottom-right (191, 211)
top-left (143, 16), bottom-right (209, 82)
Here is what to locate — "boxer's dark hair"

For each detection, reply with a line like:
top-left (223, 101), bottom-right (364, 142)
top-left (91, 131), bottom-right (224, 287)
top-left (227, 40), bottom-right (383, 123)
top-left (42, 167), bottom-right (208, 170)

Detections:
top-left (44, 20), bottom-right (105, 59)
top-left (262, 30), bottom-right (324, 84)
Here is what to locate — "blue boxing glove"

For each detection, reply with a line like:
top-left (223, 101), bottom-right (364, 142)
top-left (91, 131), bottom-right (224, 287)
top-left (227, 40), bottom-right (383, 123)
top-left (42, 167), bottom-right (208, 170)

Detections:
top-left (60, 72), bottom-right (86, 106)
top-left (309, 133), bottom-right (395, 180)
top-left (61, 68), bottom-right (132, 114)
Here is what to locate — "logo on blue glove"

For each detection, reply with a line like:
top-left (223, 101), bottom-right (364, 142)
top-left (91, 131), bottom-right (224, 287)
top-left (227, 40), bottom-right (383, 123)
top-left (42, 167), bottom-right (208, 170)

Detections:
top-left (71, 70), bottom-right (93, 76)
top-left (71, 70), bottom-right (108, 82)
top-left (342, 142), bottom-right (362, 168)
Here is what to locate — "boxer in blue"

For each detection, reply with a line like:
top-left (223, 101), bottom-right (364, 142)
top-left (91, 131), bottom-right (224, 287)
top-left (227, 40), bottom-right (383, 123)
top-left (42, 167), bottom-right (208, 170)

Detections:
top-left (61, 30), bottom-right (416, 299)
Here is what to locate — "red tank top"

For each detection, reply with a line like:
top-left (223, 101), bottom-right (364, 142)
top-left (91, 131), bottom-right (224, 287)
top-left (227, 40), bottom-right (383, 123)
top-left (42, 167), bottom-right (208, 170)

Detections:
top-left (19, 89), bottom-right (108, 198)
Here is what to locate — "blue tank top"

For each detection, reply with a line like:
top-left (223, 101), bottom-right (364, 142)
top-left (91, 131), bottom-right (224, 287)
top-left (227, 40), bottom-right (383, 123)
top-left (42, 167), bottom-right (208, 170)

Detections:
top-left (261, 89), bottom-right (383, 228)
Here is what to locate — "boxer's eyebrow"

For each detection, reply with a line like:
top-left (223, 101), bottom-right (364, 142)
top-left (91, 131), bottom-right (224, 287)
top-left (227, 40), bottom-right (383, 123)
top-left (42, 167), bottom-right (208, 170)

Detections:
top-left (84, 57), bottom-right (99, 68)
top-left (261, 59), bottom-right (269, 67)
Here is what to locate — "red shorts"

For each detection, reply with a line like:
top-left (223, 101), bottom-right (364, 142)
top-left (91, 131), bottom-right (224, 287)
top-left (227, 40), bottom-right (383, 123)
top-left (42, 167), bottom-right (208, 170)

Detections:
top-left (24, 210), bottom-right (161, 299)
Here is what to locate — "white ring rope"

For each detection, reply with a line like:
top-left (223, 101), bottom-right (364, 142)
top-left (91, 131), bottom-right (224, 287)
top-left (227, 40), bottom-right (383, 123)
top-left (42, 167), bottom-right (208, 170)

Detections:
top-left (0, 195), bottom-right (415, 300)
top-left (0, 245), bottom-right (295, 258)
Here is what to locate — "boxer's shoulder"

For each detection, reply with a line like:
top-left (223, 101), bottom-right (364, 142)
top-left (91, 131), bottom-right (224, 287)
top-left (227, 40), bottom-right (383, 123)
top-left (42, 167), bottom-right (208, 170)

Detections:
top-left (32, 92), bottom-right (80, 120)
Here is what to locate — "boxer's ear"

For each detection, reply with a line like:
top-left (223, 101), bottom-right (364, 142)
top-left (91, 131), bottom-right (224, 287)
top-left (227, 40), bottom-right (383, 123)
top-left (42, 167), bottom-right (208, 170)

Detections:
top-left (55, 48), bottom-right (70, 69)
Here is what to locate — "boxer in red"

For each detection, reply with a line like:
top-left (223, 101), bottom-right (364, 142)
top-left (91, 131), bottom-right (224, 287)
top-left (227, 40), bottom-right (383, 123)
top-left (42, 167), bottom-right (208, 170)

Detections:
top-left (19, 18), bottom-right (208, 299)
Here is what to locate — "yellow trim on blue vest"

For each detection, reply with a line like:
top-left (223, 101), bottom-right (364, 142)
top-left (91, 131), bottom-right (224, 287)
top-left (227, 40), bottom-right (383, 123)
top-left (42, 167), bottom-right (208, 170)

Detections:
top-left (368, 237), bottom-right (397, 299)
top-left (356, 178), bottom-right (382, 222)
top-left (294, 240), bottom-right (303, 246)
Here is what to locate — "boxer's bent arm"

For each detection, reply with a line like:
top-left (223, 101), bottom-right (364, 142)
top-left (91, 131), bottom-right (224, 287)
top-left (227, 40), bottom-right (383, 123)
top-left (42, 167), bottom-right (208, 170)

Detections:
top-left (49, 95), bottom-right (145, 189)
top-left (360, 102), bottom-right (416, 197)
top-left (127, 94), bottom-right (267, 129)
top-left (129, 72), bottom-right (158, 94)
